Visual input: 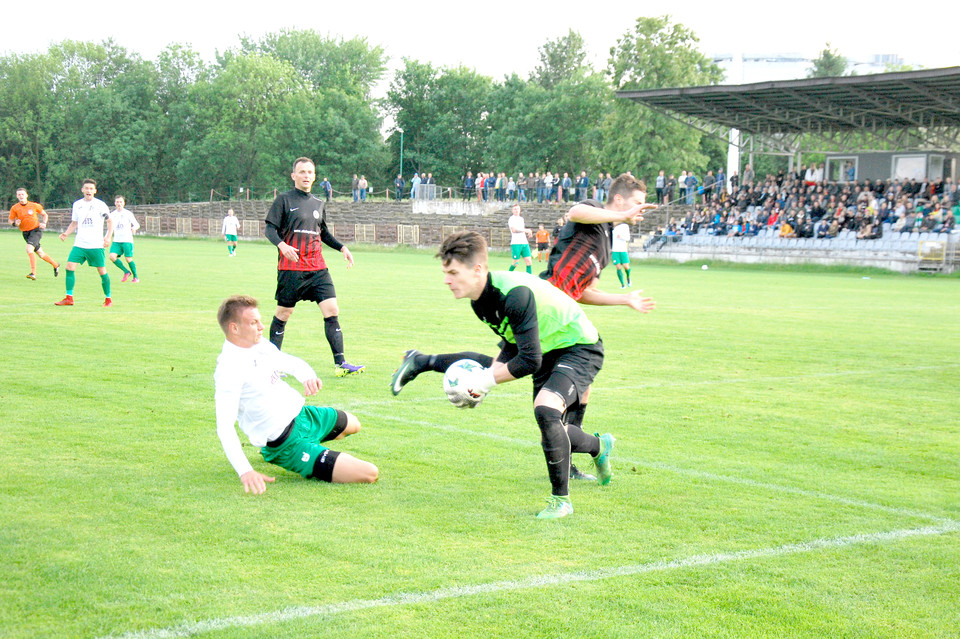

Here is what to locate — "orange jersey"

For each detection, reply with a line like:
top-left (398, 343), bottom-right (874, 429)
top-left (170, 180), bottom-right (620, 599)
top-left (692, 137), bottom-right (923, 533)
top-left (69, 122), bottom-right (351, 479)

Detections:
top-left (9, 201), bottom-right (45, 232)
top-left (535, 229), bottom-right (550, 243)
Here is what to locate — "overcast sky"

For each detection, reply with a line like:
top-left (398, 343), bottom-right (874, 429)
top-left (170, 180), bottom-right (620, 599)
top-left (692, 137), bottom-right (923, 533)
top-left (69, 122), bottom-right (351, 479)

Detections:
top-left (4, 0), bottom-right (958, 85)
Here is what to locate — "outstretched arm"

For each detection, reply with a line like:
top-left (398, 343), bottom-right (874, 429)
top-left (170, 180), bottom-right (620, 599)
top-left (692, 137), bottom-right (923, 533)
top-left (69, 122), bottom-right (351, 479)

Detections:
top-left (568, 202), bottom-right (657, 225)
top-left (579, 288), bottom-right (655, 314)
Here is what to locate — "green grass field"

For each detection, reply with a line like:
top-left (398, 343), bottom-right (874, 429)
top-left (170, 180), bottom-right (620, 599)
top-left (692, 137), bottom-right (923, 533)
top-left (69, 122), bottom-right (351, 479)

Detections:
top-left (1, 232), bottom-right (958, 638)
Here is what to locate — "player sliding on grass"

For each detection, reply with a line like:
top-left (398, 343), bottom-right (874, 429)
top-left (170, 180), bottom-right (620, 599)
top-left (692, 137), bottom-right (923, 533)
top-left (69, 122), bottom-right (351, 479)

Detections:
top-left (391, 231), bottom-right (614, 519)
top-left (214, 295), bottom-right (378, 495)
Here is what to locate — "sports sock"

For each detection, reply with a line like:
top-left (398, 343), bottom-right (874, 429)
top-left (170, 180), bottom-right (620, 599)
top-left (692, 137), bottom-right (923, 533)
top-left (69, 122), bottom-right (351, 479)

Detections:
top-left (66, 270), bottom-right (75, 295)
top-left (128, 261), bottom-right (138, 278)
top-left (113, 258), bottom-right (131, 274)
top-left (525, 265), bottom-right (532, 274)
top-left (100, 273), bottom-right (111, 297)
top-left (616, 269), bottom-right (625, 286)
top-left (625, 267), bottom-right (631, 284)
top-left (565, 403), bottom-right (599, 456)
top-left (269, 316), bottom-right (286, 350)
top-left (324, 316), bottom-right (345, 365)
top-left (425, 352), bottom-right (494, 372)
top-left (534, 405), bottom-right (571, 497)
top-left (509, 264), bottom-right (516, 271)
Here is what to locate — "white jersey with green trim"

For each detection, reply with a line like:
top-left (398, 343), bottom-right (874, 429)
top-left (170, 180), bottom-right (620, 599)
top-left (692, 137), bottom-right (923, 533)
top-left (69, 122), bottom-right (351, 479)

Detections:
top-left (110, 208), bottom-right (140, 243)
top-left (612, 223), bottom-right (630, 252)
top-left (222, 215), bottom-right (240, 235)
top-left (71, 197), bottom-right (111, 249)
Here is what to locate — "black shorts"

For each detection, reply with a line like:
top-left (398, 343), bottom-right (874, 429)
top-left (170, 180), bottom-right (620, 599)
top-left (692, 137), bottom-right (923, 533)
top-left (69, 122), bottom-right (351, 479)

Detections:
top-left (275, 269), bottom-right (337, 307)
top-left (22, 229), bottom-right (42, 250)
top-left (537, 242), bottom-right (548, 252)
top-left (497, 338), bottom-right (604, 407)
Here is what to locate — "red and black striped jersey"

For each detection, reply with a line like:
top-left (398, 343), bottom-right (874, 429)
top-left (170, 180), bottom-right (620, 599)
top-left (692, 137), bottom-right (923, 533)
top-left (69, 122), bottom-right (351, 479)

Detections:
top-left (541, 199), bottom-right (612, 300)
top-left (265, 189), bottom-right (343, 271)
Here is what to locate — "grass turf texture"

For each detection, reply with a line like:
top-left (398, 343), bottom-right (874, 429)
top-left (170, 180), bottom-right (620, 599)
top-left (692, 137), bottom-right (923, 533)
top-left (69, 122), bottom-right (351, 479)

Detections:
top-left (1, 232), bottom-right (958, 638)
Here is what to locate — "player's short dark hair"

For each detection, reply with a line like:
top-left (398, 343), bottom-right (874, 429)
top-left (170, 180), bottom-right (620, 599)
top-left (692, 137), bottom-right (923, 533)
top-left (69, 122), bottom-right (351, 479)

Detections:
top-left (437, 231), bottom-right (487, 267)
top-left (218, 295), bottom-right (258, 333)
top-left (82, 179), bottom-right (97, 187)
top-left (15, 187), bottom-right (27, 193)
top-left (608, 173), bottom-right (646, 201)
top-left (292, 157), bottom-right (314, 171)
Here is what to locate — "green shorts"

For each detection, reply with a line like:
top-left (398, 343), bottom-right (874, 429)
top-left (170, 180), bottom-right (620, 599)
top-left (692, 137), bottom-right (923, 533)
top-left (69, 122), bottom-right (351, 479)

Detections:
top-left (68, 246), bottom-right (106, 268)
top-left (259, 406), bottom-right (345, 478)
top-left (224, 234), bottom-right (238, 242)
top-left (611, 251), bottom-right (630, 265)
top-left (511, 243), bottom-right (532, 260)
top-left (110, 241), bottom-right (134, 257)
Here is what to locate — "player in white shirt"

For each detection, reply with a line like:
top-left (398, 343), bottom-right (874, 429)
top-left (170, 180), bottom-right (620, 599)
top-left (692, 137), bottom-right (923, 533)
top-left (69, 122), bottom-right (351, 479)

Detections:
top-left (221, 208), bottom-right (240, 256)
top-left (611, 222), bottom-right (632, 288)
top-left (56, 179), bottom-right (114, 307)
top-left (507, 204), bottom-right (533, 273)
top-left (108, 196), bottom-right (141, 282)
top-left (214, 295), bottom-right (378, 494)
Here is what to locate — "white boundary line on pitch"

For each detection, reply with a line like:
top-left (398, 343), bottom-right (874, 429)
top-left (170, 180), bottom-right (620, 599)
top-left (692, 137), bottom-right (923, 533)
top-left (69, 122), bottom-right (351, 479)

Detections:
top-left (359, 411), bottom-right (955, 525)
top-left (102, 520), bottom-right (960, 639)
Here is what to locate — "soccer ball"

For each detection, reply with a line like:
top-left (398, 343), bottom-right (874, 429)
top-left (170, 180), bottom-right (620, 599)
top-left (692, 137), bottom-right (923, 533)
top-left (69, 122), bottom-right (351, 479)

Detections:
top-left (442, 359), bottom-right (488, 408)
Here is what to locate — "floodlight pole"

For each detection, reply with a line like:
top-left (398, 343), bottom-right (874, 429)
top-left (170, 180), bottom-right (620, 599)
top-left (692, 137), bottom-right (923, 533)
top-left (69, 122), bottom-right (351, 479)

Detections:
top-left (397, 127), bottom-right (404, 179)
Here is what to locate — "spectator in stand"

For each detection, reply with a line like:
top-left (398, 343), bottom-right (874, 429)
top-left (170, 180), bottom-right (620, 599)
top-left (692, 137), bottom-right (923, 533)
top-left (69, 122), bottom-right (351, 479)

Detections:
top-left (462, 171), bottom-right (475, 201)
top-left (601, 173), bottom-right (612, 203)
top-left (411, 172), bottom-right (421, 200)
top-left (357, 176), bottom-right (368, 202)
top-left (778, 216), bottom-right (796, 238)
top-left (716, 168), bottom-right (726, 201)
top-left (517, 173), bottom-right (526, 201)
top-left (507, 175), bottom-right (516, 201)
top-left (702, 171), bottom-right (715, 204)
top-left (394, 174), bottom-right (405, 201)
top-left (475, 172), bottom-right (485, 202)
top-left (320, 177), bottom-right (333, 202)
top-left (351, 174), bottom-right (359, 202)
top-left (742, 164), bottom-right (755, 187)
top-left (655, 170), bottom-right (666, 204)
top-left (936, 209), bottom-right (955, 233)
top-left (561, 172), bottom-right (572, 203)
top-left (665, 174), bottom-right (677, 204)
top-left (424, 173), bottom-right (436, 200)
top-left (525, 173), bottom-right (537, 203)
top-left (577, 171), bottom-right (590, 202)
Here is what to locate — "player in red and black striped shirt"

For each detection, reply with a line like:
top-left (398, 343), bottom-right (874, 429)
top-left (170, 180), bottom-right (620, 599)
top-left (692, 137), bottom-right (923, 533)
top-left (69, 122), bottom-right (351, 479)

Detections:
top-left (265, 157), bottom-right (364, 377)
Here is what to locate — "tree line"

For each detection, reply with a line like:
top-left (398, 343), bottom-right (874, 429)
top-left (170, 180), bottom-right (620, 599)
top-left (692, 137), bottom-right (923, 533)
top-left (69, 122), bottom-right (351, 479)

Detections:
top-left (0, 17), bottom-right (726, 209)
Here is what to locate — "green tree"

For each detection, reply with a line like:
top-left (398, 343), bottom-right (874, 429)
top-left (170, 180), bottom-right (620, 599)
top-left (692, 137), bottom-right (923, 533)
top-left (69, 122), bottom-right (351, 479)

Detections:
top-left (603, 16), bottom-right (723, 181)
top-left (530, 30), bottom-right (589, 89)
top-left (238, 29), bottom-right (386, 100)
top-left (387, 59), bottom-right (492, 185)
top-left (808, 43), bottom-right (848, 78)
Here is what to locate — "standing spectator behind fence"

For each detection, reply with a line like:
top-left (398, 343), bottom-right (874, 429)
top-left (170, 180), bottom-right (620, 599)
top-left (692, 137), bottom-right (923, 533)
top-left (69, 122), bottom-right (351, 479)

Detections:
top-left (351, 174), bottom-right (359, 202)
top-left (319, 177), bottom-right (332, 202)
top-left (410, 172), bottom-right (421, 200)
top-left (655, 170), bottom-right (665, 204)
top-left (424, 173), bottom-right (436, 200)
top-left (577, 171), bottom-right (590, 202)
top-left (358, 176), bottom-right (368, 202)
top-left (526, 173), bottom-right (536, 203)
top-left (462, 172), bottom-right (474, 201)
top-left (394, 175), bottom-right (405, 201)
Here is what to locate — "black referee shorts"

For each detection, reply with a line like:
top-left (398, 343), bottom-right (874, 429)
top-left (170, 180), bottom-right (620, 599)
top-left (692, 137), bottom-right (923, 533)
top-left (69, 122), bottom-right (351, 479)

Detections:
top-left (22, 229), bottom-right (42, 250)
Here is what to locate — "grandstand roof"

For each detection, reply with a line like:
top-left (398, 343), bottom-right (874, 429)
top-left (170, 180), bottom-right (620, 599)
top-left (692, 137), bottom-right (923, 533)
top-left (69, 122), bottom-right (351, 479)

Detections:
top-left (616, 66), bottom-right (960, 147)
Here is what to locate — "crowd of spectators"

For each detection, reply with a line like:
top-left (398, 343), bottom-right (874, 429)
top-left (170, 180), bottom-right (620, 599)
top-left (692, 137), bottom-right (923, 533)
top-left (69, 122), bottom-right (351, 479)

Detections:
top-left (647, 165), bottom-right (957, 248)
top-left (458, 171), bottom-right (612, 204)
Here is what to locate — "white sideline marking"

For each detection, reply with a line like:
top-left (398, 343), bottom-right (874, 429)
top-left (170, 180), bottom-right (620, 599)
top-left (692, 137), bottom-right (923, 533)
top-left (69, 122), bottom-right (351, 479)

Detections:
top-left (102, 521), bottom-right (960, 639)
top-left (360, 411), bottom-right (954, 525)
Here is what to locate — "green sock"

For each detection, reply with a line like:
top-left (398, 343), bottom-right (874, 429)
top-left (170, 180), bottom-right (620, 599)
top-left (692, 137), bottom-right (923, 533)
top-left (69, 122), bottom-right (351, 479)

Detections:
top-left (129, 261), bottom-right (138, 278)
top-left (526, 265), bottom-right (532, 274)
top-left (509, 264), bottom-right (516, 271)
top-left (101, 273), bottom-right (111, 298)
top-left (66, 270), bottom-right (75, 295)
top-left (617, 269), bottom-right (625, 286)
top-left (625, 267), bottom-right (631, 284)
top-left (113, 258), bottom-right (131, 274)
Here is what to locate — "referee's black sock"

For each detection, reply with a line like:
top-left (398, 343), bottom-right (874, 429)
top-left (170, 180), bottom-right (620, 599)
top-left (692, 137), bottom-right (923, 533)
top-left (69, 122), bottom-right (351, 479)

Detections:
top-left (269, 316), bottom-right (286, 350)
top-left (324, 316), bottom-right (346, 365)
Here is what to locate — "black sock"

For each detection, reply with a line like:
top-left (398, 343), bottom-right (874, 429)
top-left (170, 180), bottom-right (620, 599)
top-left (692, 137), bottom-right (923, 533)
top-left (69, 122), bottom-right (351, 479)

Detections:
top-left (565, 403), bottom-right (600, 456)
top-left (425, 352), bottom-right (494, 372)
top-left (269, 316), bottom-right (286, 350)
top-left (534, 405), bottom-right (570, 496)
top-left (324, 316), bottom-right (345, 365)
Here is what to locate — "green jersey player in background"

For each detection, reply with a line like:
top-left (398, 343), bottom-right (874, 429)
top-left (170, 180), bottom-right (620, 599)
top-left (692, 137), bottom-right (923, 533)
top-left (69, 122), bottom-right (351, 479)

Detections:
top-left (109, 196), bottom-right (140, 283)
